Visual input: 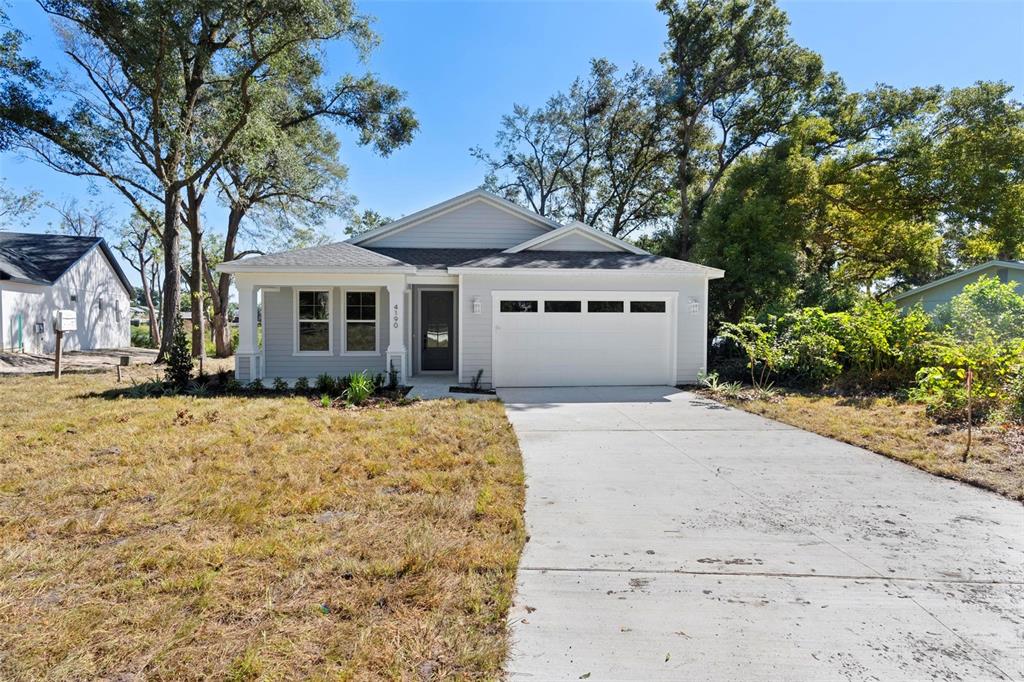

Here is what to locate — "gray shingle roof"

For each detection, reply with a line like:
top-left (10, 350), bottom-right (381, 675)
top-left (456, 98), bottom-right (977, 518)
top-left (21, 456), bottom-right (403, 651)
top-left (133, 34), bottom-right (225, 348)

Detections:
top-left (449, 250), bottom-right (723, 274)
top-left (365, 247), bottom-right (503, 269)
top-left (221, 241), bottom-right (413, 270)
top-left (0, 231), bottom-right (132, 292)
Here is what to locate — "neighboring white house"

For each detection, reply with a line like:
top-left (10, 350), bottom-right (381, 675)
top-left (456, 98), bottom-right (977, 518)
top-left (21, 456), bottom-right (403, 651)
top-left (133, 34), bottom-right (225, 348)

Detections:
top-left (0, 232), bottom-right (132, 354)
top-left (219, 189), bottom-right (725, 388)
top-left (892, 259), bottom-right (1024, 313)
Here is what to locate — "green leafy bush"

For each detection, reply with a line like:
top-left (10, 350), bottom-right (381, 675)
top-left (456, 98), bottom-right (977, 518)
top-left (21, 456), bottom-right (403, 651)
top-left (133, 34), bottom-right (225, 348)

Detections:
top-left (294, 376), bottom-right (310, 393)
top-left (272, 377), bottom-right (288, 391)
top-left (315, 373), bottom-right (337, 395)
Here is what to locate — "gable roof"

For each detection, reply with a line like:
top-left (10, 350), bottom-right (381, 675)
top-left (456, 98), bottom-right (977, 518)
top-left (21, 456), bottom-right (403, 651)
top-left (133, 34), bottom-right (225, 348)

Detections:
top-left (503, 221), bottom-right (647, 255)
top-left (449, 250), bottom-right (725, 277)
top-left (892, 260), bottom-right (1024, 301)
top-left (0, 231), bottom-right (132, 294)
top-left (217, 240), bottom-right (416, 273)
top-left (348, 188), bottom-right (561, 246)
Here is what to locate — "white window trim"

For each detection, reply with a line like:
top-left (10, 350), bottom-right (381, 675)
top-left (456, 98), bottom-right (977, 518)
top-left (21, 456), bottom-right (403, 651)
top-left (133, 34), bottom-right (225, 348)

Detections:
top-left (293, 288), bottom-right (333, 356)
top-left (342, 287), bottom-right (380, 356)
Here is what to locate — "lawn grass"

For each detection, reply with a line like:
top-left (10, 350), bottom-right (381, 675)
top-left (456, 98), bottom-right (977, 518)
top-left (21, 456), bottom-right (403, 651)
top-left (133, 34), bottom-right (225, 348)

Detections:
top-left (716, 390), bottom-right (1023, 502)
top-left (0, 370), bottom-right (525, 680)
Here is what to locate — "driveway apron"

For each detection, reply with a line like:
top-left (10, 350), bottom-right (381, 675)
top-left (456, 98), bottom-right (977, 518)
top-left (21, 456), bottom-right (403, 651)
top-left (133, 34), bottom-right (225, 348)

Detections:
top-left (500, 386), bottom-right (1024, 681)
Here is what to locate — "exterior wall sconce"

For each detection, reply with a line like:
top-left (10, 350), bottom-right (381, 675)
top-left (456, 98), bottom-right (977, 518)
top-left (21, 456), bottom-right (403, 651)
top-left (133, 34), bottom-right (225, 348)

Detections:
top-left (472, 296), bottom-right (482, 314)
top-left (689, 297), bottom-right (700, 315)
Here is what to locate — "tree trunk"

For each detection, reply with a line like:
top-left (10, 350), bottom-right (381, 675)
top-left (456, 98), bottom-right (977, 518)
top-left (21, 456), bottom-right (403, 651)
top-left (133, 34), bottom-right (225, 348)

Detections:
top-left (156, 189), bottom-right (182, 362)
top-left (185, 184), bottom-right (206, 361)
top-left (212, 203), bottom-right (247, 358)
top-left (138, 248), bottom-right (161, 348)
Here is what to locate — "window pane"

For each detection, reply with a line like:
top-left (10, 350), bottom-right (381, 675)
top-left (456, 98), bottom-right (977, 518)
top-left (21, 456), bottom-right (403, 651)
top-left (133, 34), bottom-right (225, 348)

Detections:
top-left (298, 321), bottom-right (329, 351)
top-left (425, 323), bottom-right (449, 348)
top-left (630, 301), bottom-right (666, 313)
top-left (298, 291), bottom-right (329, 320)
top-left (500, 300), bottom-right (538, 313)
top-left (346, 291), bottom-right (376, 321)
top-left (545, 300), bottom-right (581, 313)
top-left (347, 322), bottom-right (376, 351)
top-left (588, 300), bottom-right (624, 313)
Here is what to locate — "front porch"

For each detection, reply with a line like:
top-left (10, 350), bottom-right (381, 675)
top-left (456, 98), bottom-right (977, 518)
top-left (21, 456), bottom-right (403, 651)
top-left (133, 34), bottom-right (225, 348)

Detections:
top-left (232, 272), bottom-right (462, 387)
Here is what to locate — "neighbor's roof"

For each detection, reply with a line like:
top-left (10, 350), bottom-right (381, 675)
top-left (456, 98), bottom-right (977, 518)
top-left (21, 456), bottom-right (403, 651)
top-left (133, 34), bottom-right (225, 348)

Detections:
top-left (217, 240), bottom-right (416, 273)
top-left (0, 231), bottom-right (132, 294)
top-left (892, 259), bottom-right (1024, 301)
top-left (448, 251), bottom-right (726, 276)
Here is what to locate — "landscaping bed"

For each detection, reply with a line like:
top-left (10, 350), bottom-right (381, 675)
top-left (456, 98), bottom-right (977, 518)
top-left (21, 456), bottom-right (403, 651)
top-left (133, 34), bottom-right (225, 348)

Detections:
top-left (703, 388), bottom-right (1024, 502)
top-left (0, 371), bottom-right (526, 679)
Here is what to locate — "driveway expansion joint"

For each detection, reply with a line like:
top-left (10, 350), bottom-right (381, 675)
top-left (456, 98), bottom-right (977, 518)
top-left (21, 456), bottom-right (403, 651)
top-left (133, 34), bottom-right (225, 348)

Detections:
top-left (518, 566), bottom-right (1024, 585)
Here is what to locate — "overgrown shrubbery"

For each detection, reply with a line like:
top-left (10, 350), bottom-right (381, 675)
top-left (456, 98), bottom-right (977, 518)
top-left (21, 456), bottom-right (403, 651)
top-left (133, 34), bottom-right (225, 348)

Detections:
top-left (712, 276), bottom-right (1023, 424)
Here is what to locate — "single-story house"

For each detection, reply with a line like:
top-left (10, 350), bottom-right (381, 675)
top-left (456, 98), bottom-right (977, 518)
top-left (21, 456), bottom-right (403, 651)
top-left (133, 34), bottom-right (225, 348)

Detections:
top-left (219, 189), bottom-right (725, 388)
top-left (892, 259), bottom-right (1024, 313)
top-left (0, 231), bottom-right (132, 353)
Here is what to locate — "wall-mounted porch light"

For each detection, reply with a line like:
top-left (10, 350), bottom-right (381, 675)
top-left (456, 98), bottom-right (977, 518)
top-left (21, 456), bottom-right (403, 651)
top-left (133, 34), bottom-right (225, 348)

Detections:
top-left (472, 296), bottom-right (482, 314)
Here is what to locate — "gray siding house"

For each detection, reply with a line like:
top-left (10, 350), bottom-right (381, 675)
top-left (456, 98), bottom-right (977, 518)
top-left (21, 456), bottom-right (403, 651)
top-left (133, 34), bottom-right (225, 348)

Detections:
top-left (893, 260), bottom-right (1024, 313)
top-left (219, 189), bottom-right (724, 388)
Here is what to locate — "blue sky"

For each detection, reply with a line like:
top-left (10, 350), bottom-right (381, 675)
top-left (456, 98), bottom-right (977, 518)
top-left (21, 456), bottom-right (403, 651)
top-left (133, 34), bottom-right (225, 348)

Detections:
top-left (2, 0), bottom-right (1022, 261)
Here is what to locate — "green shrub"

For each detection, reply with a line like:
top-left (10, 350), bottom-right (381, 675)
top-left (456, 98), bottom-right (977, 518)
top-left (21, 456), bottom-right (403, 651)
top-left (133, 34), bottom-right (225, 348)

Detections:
top-left (294, 376), bottom-right (310, 393)
top-left (344, 371), bottom-right (374, 405)
top-left (247, 378), bottom-right (264, 392)
top-left (315, 373), bottom-right (337, 395)
top-left (718, 318), bottom-right (783, 390)
top-left (164, 320), bottom-right (193, 388)
top-left (933, 275), bottom-right (1024, 344)
top-left (131, 326), bottom-right (156, 348)
top-left (272, 377), bottom-right (288, 391)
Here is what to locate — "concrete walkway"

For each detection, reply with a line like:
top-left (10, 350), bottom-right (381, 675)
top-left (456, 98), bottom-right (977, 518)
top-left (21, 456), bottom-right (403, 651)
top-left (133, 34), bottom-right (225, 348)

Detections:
top-left (500, 386), bottom-right (1024, 681)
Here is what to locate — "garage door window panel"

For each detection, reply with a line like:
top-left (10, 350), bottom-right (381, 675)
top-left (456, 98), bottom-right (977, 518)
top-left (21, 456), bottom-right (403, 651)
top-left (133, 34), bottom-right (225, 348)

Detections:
top-left (588, 300), bottom-right (624, 313)
top-left (630, 301), bottom-right (666, 313)
top-left (500, 300), bottom-right (538, 313)
top-left (544, 300), bottom-right (581, 313)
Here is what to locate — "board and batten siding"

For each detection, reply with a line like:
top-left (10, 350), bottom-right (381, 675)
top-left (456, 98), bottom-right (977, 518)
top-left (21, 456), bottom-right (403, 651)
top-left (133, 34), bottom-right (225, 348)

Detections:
top-left (254, 285), bottom-right (389, 382)
top-left (361, 200), bottom-right (550, 249)
top-left (459, 272), bottom-right (709, 387)
top-left (0, 246), bottom-right (129, 353)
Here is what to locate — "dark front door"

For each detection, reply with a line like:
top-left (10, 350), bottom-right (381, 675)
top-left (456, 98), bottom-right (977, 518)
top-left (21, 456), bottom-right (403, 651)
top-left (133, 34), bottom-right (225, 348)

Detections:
top-left (421, 290), bottom-right (454, 371)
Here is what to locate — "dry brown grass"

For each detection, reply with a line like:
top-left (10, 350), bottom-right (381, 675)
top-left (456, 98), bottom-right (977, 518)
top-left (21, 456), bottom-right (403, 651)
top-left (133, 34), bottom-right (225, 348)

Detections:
top-left (0, 370), bottom-right (525, 680)
top-left (716, 391), bottom-right (1024, 502)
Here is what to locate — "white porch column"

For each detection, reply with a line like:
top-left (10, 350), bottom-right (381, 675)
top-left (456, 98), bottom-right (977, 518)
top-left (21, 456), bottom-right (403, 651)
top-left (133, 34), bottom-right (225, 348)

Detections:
top-left (235, 279), bottom-right (261, 380)
top-left (385, 282), bottom-right (407, 385)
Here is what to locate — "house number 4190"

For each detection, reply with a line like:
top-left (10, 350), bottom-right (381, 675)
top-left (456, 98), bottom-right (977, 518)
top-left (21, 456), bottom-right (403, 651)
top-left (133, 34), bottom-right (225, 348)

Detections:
top-left (393, 304), bottom-right (399, 329)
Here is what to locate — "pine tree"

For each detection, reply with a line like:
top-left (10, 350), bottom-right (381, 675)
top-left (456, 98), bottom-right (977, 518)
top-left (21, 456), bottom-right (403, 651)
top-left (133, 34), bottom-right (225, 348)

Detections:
top-left (164, 319), bottom-right (193, 387)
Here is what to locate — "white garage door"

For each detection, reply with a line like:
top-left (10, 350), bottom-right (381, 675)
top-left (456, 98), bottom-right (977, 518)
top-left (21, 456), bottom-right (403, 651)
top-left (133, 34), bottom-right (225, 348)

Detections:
top-left (492, 291), bottom-right (676, 387)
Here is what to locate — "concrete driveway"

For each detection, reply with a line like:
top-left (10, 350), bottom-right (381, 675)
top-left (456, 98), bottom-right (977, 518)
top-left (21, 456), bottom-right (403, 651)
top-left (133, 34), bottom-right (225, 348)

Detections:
top-left (500, 386), bottom-right (1024, 681)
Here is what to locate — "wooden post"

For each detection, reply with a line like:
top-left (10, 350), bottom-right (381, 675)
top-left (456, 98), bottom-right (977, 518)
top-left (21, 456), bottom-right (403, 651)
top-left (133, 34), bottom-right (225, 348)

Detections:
top-left (53, 330), bottom-right (63, 379)
top-left (963, 367), bottom-right (973, 463)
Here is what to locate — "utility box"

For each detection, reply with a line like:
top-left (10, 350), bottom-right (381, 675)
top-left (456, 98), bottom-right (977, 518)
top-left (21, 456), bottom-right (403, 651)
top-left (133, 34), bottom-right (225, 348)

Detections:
top-left (53, 309), bottom-right (77, 333)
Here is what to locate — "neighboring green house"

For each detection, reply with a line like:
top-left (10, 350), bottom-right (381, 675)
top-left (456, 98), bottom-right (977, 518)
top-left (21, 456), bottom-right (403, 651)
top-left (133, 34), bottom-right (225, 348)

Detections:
top-left (892, 260), bottom-right (1024, 313)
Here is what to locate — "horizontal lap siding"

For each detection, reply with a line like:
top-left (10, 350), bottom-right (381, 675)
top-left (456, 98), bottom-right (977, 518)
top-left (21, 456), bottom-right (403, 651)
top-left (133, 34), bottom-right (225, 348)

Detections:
top-left (363, 201), bottom-right (550, 248)
top-left (262, 286), bottom-right (388, 381)
top-left (460, 273), bottom-right (709, 387)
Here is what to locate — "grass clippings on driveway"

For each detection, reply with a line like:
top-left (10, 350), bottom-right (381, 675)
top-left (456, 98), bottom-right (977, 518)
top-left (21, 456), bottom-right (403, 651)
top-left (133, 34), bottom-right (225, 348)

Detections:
top-left (714, 390), bottom-right (1023, 502)
top-left (0, 371), bottom-right (525, 680)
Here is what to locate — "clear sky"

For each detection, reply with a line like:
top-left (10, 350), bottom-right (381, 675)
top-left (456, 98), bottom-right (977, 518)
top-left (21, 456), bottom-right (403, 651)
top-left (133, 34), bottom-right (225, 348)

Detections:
top-left (1, 0), bottom-right (1022, 267)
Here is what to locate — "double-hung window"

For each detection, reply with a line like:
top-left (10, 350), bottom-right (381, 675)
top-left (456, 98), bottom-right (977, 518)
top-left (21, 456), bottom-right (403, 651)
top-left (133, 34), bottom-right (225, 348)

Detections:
top-left (345, 290), bottom-right (377, 353)
top-left (296, 290), bottom-right (332, 353)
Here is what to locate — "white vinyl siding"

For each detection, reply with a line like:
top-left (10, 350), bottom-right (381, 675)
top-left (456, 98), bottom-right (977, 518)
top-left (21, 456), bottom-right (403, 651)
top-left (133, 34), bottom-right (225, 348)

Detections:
top-left (361, 199), bottom-right (550, 248)
top-left (460, 272), bottom-right (708, 387)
